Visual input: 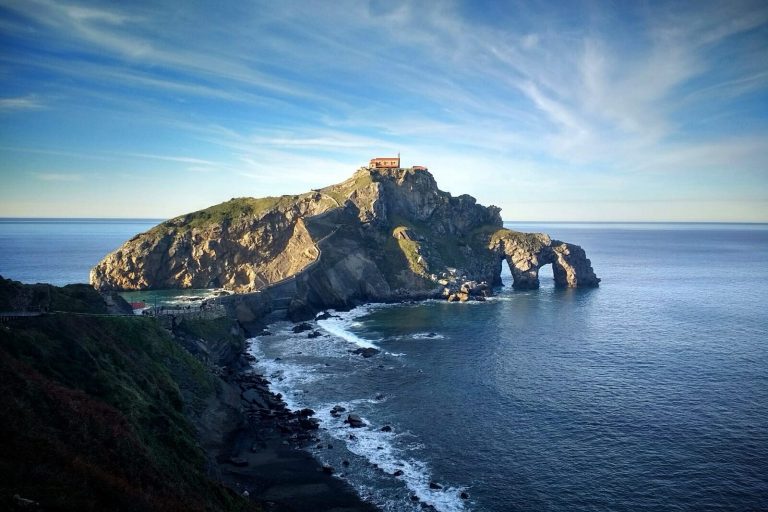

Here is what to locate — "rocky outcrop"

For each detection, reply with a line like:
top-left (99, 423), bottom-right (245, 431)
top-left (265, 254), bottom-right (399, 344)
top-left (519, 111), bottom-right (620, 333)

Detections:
top-left (91, 166), bottom-right (599, 314)
top-left (491, 230), bottom-right (600, 289)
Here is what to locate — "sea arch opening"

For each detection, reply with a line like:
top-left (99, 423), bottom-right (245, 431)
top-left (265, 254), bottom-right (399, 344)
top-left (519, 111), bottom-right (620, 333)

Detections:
top-left (499, 253), bottom-right (559, 290)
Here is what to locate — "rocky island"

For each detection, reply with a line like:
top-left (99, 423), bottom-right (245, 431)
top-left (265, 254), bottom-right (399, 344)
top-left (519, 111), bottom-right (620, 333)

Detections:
top-left (91, 166), bottom-right (599, 322)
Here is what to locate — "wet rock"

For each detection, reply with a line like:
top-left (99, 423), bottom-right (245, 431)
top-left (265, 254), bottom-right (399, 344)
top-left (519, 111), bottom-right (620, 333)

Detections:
top-left (241, 388), bottom-right (266, 405)
top-left (429, 482), bottom-right (442, 490)
top-left (315, 311), bottom-right (337, 320)
top-left (298, 417), bottom-right (320, 430)
top-left (351, 347), bottom-right (380, 358)
top-left (330, 405), bottom-right (347, 417)
top-left (292, 322), bottom-right (313, 333)
top-left (460, 492), bottom-right (470, 499)
top-left (393, 469), bottom-right (404, 477)
top-left (342, 459), bottom-right (350, 466)
top-left (321, 464), bottom-right (334, 474)
top-left (297, 408), bottom-right (315, 417)
top-left (307, 330), bottom-right (322, 338)
top-left (228, 456), bottom-right (249, 467)
top-left (380, 425), bottom-right (393, 432)
top-left (344, 414), bottom-right (367, 428)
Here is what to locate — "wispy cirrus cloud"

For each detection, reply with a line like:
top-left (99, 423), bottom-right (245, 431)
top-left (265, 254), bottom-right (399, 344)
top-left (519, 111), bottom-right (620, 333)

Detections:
top-left (0, 0), bottom-right (766, 220)
top-left (0, 95), bottom-right (45, 111)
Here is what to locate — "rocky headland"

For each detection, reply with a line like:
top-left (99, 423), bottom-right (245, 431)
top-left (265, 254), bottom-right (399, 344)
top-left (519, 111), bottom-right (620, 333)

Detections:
top-left (91, 166), bottom-right (599, 324)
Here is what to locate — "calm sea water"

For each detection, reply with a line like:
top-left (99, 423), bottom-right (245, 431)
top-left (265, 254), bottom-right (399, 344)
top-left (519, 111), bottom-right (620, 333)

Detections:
top-left (0, 218), bottom-right (160, 285)
top-left (1, 219), bottom-right (767, 511)
top-left (251, 222), bottom-right (768, 512)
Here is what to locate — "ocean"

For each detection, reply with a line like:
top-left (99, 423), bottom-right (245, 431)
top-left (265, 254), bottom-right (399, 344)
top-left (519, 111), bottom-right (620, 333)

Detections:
top-left (0, 218), bottom-right (161, 286)
top-left (1, 219), bottom-right (767, 511)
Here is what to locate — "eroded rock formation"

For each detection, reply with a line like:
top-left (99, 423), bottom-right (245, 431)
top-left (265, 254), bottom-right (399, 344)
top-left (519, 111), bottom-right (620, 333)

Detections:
top-left (91, 166), bottom-right (599, 314)
top-left (490, 231), bottom-right (600, 289)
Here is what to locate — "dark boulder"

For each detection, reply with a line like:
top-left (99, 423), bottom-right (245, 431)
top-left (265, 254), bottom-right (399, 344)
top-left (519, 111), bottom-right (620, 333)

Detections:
top-left (228, 457), bottom-right (249, 467)
top-left (330, 405), bottom-right (347, 417)
top-left (344, 414), bottom-right (367, 428)
top-left (351, 347), bottom-right (380, 358)
top-left (292, 322), bottom-right (313, 333)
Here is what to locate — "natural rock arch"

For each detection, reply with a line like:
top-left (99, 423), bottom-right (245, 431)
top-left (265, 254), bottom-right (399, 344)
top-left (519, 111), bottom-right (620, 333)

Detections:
top-left (491, 230), bottom-right (600, 290)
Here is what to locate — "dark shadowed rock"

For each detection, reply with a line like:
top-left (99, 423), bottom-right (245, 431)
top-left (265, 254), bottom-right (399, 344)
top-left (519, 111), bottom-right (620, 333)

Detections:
top-left (344, 414), bottom-right (366, 428)
top-left (351, 347), bottom-right (380, 358)
top-left (292, 322), bottom-right (313, 333)
top-left (227, 457), bottom-right (249, 467)
top-left (299, 417), bottom-right (320, 430)
top-left (330, 405), bottom-right (346, 417)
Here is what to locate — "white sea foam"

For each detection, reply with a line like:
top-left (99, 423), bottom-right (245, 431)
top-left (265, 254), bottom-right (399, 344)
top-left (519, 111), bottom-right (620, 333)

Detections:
top-left (317, 305), bottom-right (388, 349)
top-left (246, 337), bottom-right (327, 410)
top-left (313, 401), bottom-right (469, 512)
top-left (411, 332), bottom-right (446, 340)
top-left (247, 312), bottom-right (469, 512)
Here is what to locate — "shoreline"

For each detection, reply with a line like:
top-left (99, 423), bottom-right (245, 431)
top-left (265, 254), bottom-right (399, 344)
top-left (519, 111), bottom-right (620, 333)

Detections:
top-left (236, 303), bottom-right (472, 512)
top-left (205, 325), bottom-right (380, 512)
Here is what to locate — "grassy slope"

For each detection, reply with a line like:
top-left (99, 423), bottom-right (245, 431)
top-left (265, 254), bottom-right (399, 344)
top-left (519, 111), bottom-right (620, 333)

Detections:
top-left (0, 276), bottom-right (108, 313)
top-left (0, 282), bottom-right (254, 511)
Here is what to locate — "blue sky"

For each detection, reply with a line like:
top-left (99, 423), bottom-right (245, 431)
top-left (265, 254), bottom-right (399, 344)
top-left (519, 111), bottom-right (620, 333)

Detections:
top-left (1, 0), bottom-right (766, 221)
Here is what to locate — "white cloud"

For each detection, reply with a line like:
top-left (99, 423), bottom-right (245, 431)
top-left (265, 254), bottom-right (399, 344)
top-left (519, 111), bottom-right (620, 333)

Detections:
top-left (0, 96), bottom-right (45, 110)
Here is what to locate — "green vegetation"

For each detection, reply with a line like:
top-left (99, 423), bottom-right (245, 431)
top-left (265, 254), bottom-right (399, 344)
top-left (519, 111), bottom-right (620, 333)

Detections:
top-left (0, 281), bottom-right (255, 511)
top-left (321, 169), bottom-right (374, 204)
top-left (158, 196), bottom-right (289, 232)
top-left (393, 228), bottom-right (429, 276)
top-left (0, 276), bottom-right (108, 313)
top-left (387, 215), bottom-right (476, 274)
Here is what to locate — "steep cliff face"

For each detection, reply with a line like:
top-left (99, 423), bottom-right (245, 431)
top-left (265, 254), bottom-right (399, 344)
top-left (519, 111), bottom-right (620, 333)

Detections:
top-left (91, 166), bottom-right (599, 309)
top-left (91, 193), bottom-right (337, 291)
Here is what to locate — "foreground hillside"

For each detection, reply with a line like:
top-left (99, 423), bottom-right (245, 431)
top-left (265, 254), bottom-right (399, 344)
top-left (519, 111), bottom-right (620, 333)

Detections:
top-left (1, 276), bottom-right (380, 511)
top-left (0, 278), bottom-right (253, 512)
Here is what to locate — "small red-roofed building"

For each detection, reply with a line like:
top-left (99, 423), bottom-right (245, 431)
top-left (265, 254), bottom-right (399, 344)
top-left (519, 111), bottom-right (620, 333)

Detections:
top-left (369, 156), bottom-right (400, 169)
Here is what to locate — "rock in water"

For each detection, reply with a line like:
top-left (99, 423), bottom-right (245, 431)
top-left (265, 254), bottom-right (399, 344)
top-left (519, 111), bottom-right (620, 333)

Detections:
top-left (344, 414), bottom-right (367, 428)
top-left (90, 166), bottom-right (599, 315)
top-left (351, 347), bottom-right (380, 358)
